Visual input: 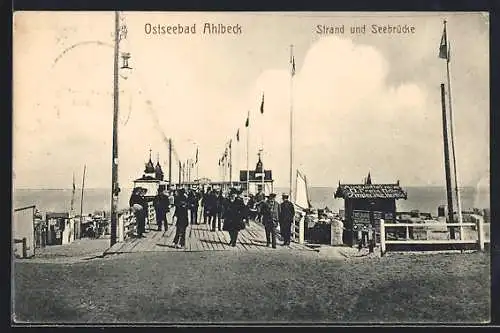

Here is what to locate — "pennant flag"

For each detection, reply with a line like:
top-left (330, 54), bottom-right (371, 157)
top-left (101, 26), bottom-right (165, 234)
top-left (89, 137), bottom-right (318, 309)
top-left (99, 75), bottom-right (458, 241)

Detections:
top-left (195, 147), bottom-right (199, 163)
top-left (245, 115), bottom-right (249, 127)
top-left (236, 129), bottom-right (240, 142)
top-left (218, 159), bottom-right (221, 166)
top-left (229, 139), bottom-right (232, 149)
top-left (290, 54), bottom-right (296, 76)
top-left (439, 22), bottom-right (449, 61)
top-left (260, 93), bottom-right (264, 114)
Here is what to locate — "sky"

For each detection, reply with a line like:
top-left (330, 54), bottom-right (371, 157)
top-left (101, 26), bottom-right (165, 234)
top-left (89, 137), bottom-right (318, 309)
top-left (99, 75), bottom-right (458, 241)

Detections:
top-left (13, 11), bottom-right (489, 189)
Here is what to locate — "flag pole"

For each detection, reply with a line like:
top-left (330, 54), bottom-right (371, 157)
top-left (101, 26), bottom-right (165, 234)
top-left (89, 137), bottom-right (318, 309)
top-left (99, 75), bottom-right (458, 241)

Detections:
top-left (229, 141), bottom-right (233, 188)
top-left (246, 110), bottom-right (250, 195)
top-left (443, 20), bottom-right (464, 239)
top-left (80, 164), bottom-right (86, 230)
top-left (289, 45), bottom-right (294, 201)
top-left (110, 11), bottom-right (120, 247)
top-left (70, 172), bottom-right (75, 215)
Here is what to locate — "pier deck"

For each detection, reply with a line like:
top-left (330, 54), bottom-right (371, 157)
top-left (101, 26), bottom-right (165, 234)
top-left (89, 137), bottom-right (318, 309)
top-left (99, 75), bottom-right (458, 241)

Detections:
top-left (105, 219), bottom-right (315, 254)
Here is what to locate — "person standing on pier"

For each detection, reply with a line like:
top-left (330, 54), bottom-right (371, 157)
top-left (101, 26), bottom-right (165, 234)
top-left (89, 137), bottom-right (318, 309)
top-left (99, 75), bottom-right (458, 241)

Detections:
top-left (223, 188), bottom-right (246, 246)
top-left (215, 190), bottom-right (226, 231)
top-left (188, 189), bottom-right (199, 225)
top-left (173, 188), bottom-right (189, 249)
top-left (261, 193), bottom-right (280, 248)
top-left (279, 193), bottom-right (295, 246)
top-left (202, 187), bottom-right (211, 224)
top-left (154, 185), bottom-right (170, 231)
top-left (206, 189), bottom-right (218, 231)
top-left (129, 187), bottom-right (147, 238)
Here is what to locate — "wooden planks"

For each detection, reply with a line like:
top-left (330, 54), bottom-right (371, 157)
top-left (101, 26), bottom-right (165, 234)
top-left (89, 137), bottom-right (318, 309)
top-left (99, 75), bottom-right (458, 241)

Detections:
top-left (106, 219), bottom-right (314, 254)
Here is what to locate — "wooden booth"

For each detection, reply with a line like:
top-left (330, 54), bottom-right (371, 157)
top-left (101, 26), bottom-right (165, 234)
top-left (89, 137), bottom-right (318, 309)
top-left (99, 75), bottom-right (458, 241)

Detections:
top-left (239, 153), bottom-right (274, 196)
top-left (334, 173), bottom-right (407, 246)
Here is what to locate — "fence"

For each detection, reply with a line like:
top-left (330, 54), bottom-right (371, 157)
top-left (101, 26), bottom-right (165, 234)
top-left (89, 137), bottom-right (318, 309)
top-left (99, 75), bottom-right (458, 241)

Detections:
top-left (13, 205), bottom-right (36, 258)
top-left (118, 210), bottom-right (137, 242)
top-left (379, 216), bottom-right (490, 256)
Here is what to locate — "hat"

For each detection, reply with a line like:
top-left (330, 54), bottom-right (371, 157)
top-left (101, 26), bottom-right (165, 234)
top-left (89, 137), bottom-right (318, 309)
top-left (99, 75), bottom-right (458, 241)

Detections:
top-left (282, 193), bottom-right (289, 198)
top-left (269, 193), bottom-right (277, 198)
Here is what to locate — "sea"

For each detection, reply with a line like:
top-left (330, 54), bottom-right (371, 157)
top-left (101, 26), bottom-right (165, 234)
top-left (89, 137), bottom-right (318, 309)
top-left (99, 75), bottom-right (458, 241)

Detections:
top-left (13, 186), bottom-right (490, 217)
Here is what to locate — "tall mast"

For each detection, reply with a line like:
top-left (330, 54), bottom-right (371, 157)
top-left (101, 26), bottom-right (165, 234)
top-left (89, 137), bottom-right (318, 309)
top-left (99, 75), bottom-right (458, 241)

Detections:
top-left (441, 84), bottom-right (455, 227)
top-left (80, 165), bottom-right (87, 225)
top-left (110, 11), bottom-right (120, 247)
top-left (168, 138), bottom-right (172, 184)
top-left (246, 110), bottom-right (250, 194)
top-left (443, 20), bottom-right (463, 239)
top-left (289, 44), bottom-right (295, 200)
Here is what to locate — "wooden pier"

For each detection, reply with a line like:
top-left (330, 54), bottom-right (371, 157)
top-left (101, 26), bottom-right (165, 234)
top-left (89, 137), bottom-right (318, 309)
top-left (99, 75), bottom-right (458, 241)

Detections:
top-left (106, 216), bottom-right (315, 254)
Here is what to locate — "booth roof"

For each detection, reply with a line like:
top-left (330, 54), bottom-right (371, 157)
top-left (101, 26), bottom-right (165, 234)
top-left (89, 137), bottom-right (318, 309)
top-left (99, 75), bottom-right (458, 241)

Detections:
top-left (334, 184), bottom-right (407, 200)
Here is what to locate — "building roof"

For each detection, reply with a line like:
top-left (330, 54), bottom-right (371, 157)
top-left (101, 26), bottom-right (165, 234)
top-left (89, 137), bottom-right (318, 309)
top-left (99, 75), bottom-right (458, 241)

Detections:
top-left (240, 170), bottom-right (273, 182)
top-left (46, 212), bottom-right (69, 219)
top-left (334, 183), bottom-right (407, 200)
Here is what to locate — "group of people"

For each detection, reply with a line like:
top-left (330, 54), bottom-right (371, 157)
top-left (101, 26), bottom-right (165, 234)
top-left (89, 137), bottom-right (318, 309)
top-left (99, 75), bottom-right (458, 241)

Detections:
top-left (129, 185), bottom-right (296, 250)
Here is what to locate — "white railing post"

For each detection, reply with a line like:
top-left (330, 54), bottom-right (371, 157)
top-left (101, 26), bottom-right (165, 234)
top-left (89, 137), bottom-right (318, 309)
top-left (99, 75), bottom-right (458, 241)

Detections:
top-left (298, 215), bottom-right (304, 244)
top-left (405, 225), bottom-right (410, 240)
top-left (477, 216), bottom-right (485, 252)
top-left (380, 219), bottom-right (386, 256)
top-left (118, 213), bottom-right (124, 242)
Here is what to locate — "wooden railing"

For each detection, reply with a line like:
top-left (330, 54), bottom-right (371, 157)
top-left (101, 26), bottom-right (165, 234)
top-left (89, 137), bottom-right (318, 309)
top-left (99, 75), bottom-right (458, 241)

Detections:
top-left (118, 210), bottom-right (137, 242)
top-left (380, 216), bottom-right (490, 256)
top-left (291, 208), bottom-right (305, 244)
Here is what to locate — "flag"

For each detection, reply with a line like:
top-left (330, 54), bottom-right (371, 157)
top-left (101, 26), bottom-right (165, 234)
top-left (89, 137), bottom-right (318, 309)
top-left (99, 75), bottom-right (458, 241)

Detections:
top-left (439, 23), bottom-right (449, 61)
top-left (218, 159), bottom-right (221, 166)
top-left (260, 93), bottom-right (264, 114)
top-left (290, 54), bottom-right (296, 76)
top-left (195, 147), bottom-right (198, 163)
top-left (236, 129), bottom-right (240, 142)
top-left (245, 115), bottom-right (249, 127)
top-left (229, 139), bottom-right (232, 149)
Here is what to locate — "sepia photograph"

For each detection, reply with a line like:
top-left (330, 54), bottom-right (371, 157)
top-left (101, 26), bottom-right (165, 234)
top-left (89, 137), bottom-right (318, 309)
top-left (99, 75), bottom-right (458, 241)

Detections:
top-left (12, 11), bottom-right (490, 324)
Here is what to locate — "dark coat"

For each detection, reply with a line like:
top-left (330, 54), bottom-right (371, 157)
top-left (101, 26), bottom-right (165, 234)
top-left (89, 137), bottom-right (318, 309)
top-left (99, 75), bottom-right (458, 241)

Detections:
top-left (174, 194), bottom-right (189, 227)
top-left (261, 199), bottom-right (280, 227)
top-left (205, 192), bottom-right (218, 215)
top-left (129, 193), bottom-right (147, 219)
top-left (153, 192), bottom-right (170, 214)
top-left (279, 200), bottom-right (295, 225)
top-left (187, 192), bottom-right (199, 210)
top-left (222, 197), bottom-right (246, 231)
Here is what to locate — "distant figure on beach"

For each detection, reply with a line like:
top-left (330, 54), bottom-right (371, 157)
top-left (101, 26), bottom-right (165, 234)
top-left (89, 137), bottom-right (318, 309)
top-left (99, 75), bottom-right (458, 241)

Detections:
top-left (279, 193), bottom-right (295, 246)
top-left (153, 185), bottom-right (170, 232)
top-left (223, 188), bottom-right (246, 247)
top-left (261, 193), bottom-right (280, 248)
top-left (187, 189), bottom-right (199, 225)
top-left (129, 187), bottom-right (147, 238)
top-left (173, 188), bottom-right (189, 249)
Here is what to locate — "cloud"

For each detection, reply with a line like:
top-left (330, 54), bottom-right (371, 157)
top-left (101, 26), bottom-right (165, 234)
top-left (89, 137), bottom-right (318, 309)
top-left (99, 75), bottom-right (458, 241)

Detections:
top-left (13, 13), bottom-right (488, 190)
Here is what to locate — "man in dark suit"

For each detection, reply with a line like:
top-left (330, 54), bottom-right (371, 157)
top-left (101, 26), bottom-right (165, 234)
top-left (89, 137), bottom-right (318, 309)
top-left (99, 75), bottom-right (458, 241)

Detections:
top-left (279, 193), bottom-right (295, 246)
top-left (261, 193), bottom-right (280, 248)
top-left (153, 185), bottom-right (170, 231)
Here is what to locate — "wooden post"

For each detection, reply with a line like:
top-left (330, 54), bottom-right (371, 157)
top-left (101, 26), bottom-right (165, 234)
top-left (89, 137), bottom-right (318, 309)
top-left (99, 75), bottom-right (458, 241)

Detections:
top-left (298, 215), bottom-right (304, 244)
top-left (380, 219), bottom-right (386, 256)
top-left (110, 11), bottom-right (120, 247)
top-left (477, 216), bottom-right (485, 251)
top-left (405, 225), bottom-right (410, 240)
top-left (22, 237), bottom-right (27, 258)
